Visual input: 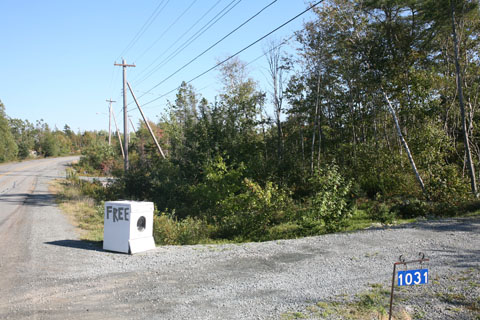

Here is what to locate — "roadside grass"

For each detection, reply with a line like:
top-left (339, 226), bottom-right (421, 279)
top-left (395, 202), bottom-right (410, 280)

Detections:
top-left (281, 283), bottom-right (395, 319)
top-left (345, 209), bottom-right (416, 232)
top-left (50, 168), bottom-right (104, 242)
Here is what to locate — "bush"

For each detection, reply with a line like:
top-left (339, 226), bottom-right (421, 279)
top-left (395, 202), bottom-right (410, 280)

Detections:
top-left (392, 199), bottom-right (431, 218)
top-left (189, 155), bottom-right (246, 219)
top-left (367, 202), bottom-right (396, 224)
top-left (353, 144), bottom-right (417, 198)
top-left (425, 164), bottom-right (470, 204)
top-left (215, 178), bottom-right (295, 240)
top-left (153, 211), bottom-right (211, 245)
top-left (78, 142), bottom-right (117, 175)
top-left (307, 164), bottom-right (354, 232)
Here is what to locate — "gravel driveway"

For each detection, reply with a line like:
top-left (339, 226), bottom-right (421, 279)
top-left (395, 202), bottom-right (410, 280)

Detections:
top-left (0, 158), bottom-right (478, 319)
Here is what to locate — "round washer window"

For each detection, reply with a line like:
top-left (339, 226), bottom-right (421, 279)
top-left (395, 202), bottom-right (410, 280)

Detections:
top-left (137, 216), bottom-right (146, 231)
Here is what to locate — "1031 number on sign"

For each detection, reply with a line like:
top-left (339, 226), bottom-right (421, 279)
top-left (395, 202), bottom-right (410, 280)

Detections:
top-left (397, 269), bottom-right (428, 286)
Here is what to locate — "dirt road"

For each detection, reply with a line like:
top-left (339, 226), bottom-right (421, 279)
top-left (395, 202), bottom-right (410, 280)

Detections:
top-left (0, 156), bottom-right (478, 319)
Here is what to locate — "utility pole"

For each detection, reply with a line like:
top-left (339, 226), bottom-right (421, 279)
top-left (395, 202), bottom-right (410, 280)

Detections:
top-left (105, 99), bottom-right (116, 146)
top-left (114, 59), bottom-right (135, 171)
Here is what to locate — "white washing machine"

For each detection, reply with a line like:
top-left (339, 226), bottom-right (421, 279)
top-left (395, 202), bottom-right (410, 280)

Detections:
top-left (103, 200), bottom-right (156, 254)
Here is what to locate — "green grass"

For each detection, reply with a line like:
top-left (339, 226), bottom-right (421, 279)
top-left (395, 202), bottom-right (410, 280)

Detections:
top-left (281, 284), bottom-right (395, 319)
top-left (50, 178), bottom-right (104, 241)
top-left (345, 209), bottom-right (416, 233)
top-left (281, 311), bottom-right (307, 319)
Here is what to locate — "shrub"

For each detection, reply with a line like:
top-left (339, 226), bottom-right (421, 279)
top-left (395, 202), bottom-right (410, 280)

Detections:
top-left (367, 202), bottom-right (396, 224)
top-left (392, 199), bottom-right (431, 218)
top-left (353, 144), bottom-right (417, 198)
top-left (189, 155), bottom-right (246, 219)
top-left (425, 164), bottom-right (470, 204)
top-left (307, 164), bottom-right (354, 232)
top-left (153, 211), bottom-right (211, 245)
top-left (78, 142), bottom-right (117, 175)
top-left (215, 178), bottom-right (294, 240)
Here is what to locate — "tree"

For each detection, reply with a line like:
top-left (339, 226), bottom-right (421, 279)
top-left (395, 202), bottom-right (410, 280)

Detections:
top-left (264, 40), bottom-right (287, 163)
top-left (0, 100), bottom-right (18, 162)
top-left (9, 118), bottom-right (35, 159)
top-left (40, 130), bottom-right (59, 157)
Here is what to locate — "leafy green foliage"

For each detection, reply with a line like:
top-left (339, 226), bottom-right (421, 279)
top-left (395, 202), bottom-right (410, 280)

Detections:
top-left (392, 199), bottom-right (431, 219)
top-left (0, 101), bottom-right (18, 162)
top-left (188, 156), bottom-right (246, 217)
top-left (40, 130), bottom-right (60, 157)
top-left (215, 178), bottom-right (294, 240)
top-left (367, 202), bottom-right (396, 224)
top-left (306, 164), bottom-right (354, 232)
top-left (78, 142), bottom-right (118, 175)
top-left (9, 118), bottom-right (35, 159)
top-left (153, 211), bottom-right (211, 245)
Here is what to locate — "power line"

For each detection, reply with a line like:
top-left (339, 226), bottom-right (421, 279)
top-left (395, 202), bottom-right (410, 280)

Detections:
top-left (133, 0), bottom-right (200, 63)
top-left (133, 0), bottom-right (242, 87)
top-left (138, 0), bottom-right (278, 96)
top-left (134, 0), bottom-right (323, 110)
top-left (117, 0), bottom-right (170, 60)
top-left (131, 34), bottom-right (292, 112)
top-left (132, 0), bottom-right (224, 82)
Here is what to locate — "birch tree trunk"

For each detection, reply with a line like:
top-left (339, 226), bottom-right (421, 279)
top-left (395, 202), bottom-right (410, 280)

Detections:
top-left (311, 69), bottom-right (321, 174)
top-left (265, 41), bottom-right (285, 163)
top-left (451, 1), bottom-right (478, 197)
top-left (382, 90), bottom-right (427, 197)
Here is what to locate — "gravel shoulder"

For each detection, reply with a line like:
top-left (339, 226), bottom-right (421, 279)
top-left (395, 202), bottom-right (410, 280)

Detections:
top-left (0, 158), bottom-right (479, 319)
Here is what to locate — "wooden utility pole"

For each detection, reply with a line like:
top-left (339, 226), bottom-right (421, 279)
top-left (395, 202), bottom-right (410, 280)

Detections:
top-left (127, 82), bottom-right (166, 159)
top-left (114, 59), bottom-right (136, 171)
top-left (106, 99), bottom-right (116, 146)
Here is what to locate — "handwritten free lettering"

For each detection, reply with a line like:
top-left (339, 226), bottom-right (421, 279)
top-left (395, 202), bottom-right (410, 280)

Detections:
top-left (106, 206), bottom-right (130, 223)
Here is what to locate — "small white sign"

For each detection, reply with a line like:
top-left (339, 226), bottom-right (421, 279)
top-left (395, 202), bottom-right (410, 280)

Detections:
top-left (103, 201), bottom-right (156, 254)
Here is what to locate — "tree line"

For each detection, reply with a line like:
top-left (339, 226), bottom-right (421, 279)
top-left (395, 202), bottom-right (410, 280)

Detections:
top-left (0, 100), bottom-right (109, 162)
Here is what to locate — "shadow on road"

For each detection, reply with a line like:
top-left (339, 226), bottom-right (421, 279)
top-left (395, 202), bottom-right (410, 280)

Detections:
top-left (413, 217), bottom-right (480, 233)
top-left (428, 246), bottom-right (480, 269)
top-left (0, 193), bottom-right (55, 207)
top-left (45, 239), bottom-right (104, 252)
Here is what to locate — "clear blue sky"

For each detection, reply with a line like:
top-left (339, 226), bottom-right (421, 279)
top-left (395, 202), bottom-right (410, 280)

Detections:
top-left (0, 0), bottom-right (316, 132)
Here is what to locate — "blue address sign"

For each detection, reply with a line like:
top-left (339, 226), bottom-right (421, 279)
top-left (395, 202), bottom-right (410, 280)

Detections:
top-left (398, 269), bottom-right (428, 286)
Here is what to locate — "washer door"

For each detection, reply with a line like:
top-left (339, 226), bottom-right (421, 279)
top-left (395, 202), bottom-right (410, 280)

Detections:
top-left (137, 216), bottom-right (146, 232)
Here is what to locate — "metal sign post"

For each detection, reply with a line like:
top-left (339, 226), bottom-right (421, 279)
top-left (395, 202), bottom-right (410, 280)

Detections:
top-left (389, 253), bottom-right (429, 320)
